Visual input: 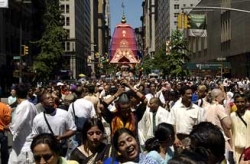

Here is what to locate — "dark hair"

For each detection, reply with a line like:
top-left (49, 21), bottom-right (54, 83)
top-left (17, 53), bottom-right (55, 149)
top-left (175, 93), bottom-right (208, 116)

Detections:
top-left (179, 85), bottom-right (192, 96)
top-left (145, 123), bottom-right (174, 152)
top-left (125, 90), bottom-right (137, 99)
top-left (15, 83), bottom-right (29, 99)
top-left (234, 93), bottom-right (246, 100)
top-left (31, 133), bottom-right (60, 154)
top-left (168, 149), bottom-right (207, 164)
top-left (87, 85), bottom-right (95, 93)
top-left (189, 122), bottom-right (225, 161)
top-left (74, 86), bottom-right (84, 98)
top-left (155, 123), bottom-right (174, 142)
top-left (82, 118), bottom-right (105, 143)
top-left (170, 90), bottom-right (179, 100)
top-left (113, 128), bottom-right (135, 151)
top-left (145, 137), bottom-right (159, 152)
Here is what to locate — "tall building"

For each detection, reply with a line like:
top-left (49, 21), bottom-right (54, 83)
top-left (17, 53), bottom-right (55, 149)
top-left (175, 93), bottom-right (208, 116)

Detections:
top-left (142, 0), bottom-right (156, 57)
top-left (189, 0), bottom-right (250, 77)
top-left (60, 0), bottom-right (110, 78)
top-left (94, 0), bottom-right (110, 77)
top-left (89, 0), bottom-right (99, 75)
top-left (60, 0), bottom-right (91, 79)
top-left (0, 1), bottom-right (33, 91)
top-left (154, 0), bottom-right (200, 53)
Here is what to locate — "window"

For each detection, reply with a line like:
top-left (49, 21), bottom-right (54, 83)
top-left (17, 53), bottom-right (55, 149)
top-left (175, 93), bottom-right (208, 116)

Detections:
top-left (174, 4), bottom-right (179, 9)
top-left (66, 29), bottom-right (70, 38)
top-left (183, 4), bottom-right (186, 7)
top-left (66, 17), bottom-right (70, 26)
top-left (190, 4), bottom-right (193, 7)
top-left (60, 5), bottom-right (64, 13)
top-left (66, 5), bottom-right (69, 13)
top-left (66, 42), bottom-right (70, 51)
top-left (174, 13), bottom-right (179, 17)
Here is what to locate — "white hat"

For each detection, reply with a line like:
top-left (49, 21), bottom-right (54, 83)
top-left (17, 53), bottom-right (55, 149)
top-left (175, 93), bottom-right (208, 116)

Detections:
top-left (57, 82), bottom-right (64, 86)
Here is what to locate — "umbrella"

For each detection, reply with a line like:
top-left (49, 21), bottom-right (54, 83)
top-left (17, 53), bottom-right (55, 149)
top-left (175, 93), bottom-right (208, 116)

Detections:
top-left (78, 74), bottom-right (85, 78)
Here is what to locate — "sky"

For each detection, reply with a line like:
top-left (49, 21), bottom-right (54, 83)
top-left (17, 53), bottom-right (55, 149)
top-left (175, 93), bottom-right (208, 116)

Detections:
top-left (109, 0), bottom-right (143, 35)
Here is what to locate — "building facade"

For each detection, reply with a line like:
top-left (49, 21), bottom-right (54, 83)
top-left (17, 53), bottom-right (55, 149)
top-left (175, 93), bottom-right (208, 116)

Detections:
top-left (0, 1), bottom-right (33, 92)
top-left (189, 0), bottom-right (250, 77)
top-left (154, 0), bottom-right (201, 54)
top-left (59, 0), bottom-right (110, 79)
top-left (60, 0), bottom-right (90, 79)
top-left (142, 0), bottom-right (156, 57)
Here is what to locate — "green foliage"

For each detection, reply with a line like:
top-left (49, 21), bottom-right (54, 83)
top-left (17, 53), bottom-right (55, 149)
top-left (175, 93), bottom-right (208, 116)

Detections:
top-left (141, 55), bottom-right (154, 74)
top-left (33, 0), bottom-right (67, 81)
top-left (142, 29), bottom-right (192, 78)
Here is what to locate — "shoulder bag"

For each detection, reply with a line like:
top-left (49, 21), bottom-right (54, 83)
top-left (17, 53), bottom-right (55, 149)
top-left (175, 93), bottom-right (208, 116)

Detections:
top-left (43, 112), bottom-right (68, 156)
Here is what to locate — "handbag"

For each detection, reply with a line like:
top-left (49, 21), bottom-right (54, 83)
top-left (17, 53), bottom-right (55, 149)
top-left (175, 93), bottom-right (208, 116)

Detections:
top-left (43, 112), bottom-right (68, 156)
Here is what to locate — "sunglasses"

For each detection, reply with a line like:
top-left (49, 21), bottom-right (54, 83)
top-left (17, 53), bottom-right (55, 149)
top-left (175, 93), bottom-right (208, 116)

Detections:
top-left (34, 154), bottom-right (53, 162)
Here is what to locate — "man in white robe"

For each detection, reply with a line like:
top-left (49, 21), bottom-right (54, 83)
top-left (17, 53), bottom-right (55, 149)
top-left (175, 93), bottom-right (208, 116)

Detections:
top-left (9, 84), bottom-right (38, 164)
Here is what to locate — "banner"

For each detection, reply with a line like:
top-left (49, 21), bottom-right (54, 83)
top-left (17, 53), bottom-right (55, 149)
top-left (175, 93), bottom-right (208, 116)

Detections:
top-left (0, 0), bottom-right (8, 8)
top-left (188, 14), bottom-right (207, 37)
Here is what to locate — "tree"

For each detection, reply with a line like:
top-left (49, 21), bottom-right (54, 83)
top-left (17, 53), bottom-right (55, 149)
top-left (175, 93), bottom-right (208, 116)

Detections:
top-left (33, 0), bottom-right (67, 81)
top-left (149, 29), bottom-right (192, 78)
top-left (166, 29), bottom-right (191, 77)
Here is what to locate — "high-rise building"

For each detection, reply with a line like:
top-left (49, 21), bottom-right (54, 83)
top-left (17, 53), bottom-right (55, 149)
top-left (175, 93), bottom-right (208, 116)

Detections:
top-left (189, 0), bottom-right (250, 77)
top-left (142, 0), bottom-right (156, 57)
top-left (0, 1), bottom-right (33, 88)
top-left (154, 0), bottom-right (200, 53)
top-left (60, 0), bottom-right (91, 79)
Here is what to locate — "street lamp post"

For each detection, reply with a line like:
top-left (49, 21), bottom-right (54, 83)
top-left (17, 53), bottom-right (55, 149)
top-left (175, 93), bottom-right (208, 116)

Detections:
top-left (19, 0), bottom-right (24, 83)
top-left (16, 0), bottom-right (31, 83)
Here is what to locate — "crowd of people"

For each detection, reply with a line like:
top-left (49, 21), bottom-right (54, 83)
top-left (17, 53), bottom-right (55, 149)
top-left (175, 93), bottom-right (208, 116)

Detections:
top-left (0, 75), bottom-right (250, 164)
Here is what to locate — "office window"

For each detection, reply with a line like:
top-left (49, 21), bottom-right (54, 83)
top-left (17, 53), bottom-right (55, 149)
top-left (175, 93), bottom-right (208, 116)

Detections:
top-left (66, 29), bottom-right (70, 38)
top-left (66, 42), bottom-right (70, 51)
top-left (66, 17), bottom-right (70, 26)
top-left (66, 4), bottom-right (69, 13)
top-left (60, 5), bottom-right (64, 13)
top-left (174, 4), bottom-right (179, 9)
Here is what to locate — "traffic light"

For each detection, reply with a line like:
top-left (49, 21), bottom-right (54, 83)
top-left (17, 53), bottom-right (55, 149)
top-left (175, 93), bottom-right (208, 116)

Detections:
top-left (177, 13), bottom-right (183, 29)
top-left (184, 14), bottom-right (191, 29)
top-left (22, 45), bottom-right (29, 56)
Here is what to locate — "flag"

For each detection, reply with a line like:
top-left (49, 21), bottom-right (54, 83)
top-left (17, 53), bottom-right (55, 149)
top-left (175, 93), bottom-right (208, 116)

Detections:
top-left (188, 14), bottom-right (207, 37)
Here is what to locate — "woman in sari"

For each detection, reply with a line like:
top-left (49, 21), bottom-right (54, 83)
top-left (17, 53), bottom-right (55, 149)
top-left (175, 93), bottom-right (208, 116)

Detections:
top-left (69, 117), bottom-right (111, 164)
top-left (103, 128), bottom-right (158, 164)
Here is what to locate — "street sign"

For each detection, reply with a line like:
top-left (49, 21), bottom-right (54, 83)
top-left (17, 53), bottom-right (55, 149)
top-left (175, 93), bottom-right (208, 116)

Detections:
top-left (13, 56), bottom-right (21, 60)
top-left (186, 62), bottom-right (231, 70)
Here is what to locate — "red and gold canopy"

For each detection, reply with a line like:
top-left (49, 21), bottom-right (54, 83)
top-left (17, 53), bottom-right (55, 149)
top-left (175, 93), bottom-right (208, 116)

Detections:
top-left (110, 16), bottom-right (139, 64)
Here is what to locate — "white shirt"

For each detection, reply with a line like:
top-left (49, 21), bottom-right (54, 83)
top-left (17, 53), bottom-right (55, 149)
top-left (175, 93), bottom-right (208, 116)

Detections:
top-left (68, 98), bottom-right (96, 129)
top-left (168, 101), bottom-right (205, 135)
top-left (32, 108), bottom-right (76, 135)
top-left (138, 106), bottom-right (170, 146)
top-left (9, 100), bottom-right (38, 153)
